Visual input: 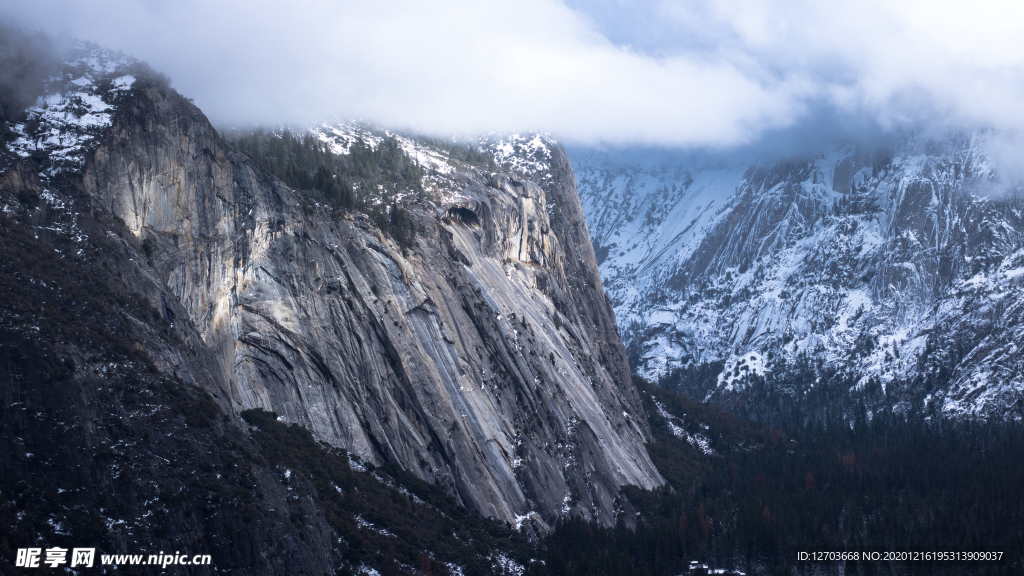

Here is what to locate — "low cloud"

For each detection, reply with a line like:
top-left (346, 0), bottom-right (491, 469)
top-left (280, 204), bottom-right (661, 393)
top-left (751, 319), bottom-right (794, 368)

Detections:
top-left (0, 23), bottom-right (63, 122)
top-left (2, 0), bottom-right (1024, 151)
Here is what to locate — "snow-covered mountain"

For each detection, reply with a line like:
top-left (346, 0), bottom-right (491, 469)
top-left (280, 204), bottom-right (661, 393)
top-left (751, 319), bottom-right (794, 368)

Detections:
top-left (572, 135), bottom-right (1024, 422)
top-left (5, 42), bottom-right (143, 177)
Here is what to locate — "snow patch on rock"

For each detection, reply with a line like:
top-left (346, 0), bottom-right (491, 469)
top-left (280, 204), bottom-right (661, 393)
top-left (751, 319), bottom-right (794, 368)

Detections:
top-left (652, 397), bottom-right (716, 456)
top-left (9, 43), bottom-right (138, 178)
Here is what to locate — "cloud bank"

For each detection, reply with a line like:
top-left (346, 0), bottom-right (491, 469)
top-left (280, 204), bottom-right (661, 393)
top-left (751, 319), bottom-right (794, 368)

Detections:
top-left (2, 0), bottom-right (1024, 149)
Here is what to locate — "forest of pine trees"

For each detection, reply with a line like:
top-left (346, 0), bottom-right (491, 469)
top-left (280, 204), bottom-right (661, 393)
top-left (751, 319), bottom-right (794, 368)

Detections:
top-left (537, 378), bottom-right (1023, 576)
top-left (653, 341), bottom-right (1002, 431)
top-left (226, 128), bottom-right (423, 247)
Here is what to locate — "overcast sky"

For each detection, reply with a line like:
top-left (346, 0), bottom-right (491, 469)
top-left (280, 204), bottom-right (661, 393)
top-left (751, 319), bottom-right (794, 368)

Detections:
top-left (3, 0), bottom-right (1024, 150)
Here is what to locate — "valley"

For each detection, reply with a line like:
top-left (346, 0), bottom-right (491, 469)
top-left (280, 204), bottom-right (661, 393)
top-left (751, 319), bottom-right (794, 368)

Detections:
top-left (1, 34), bottom-right (1021, 576)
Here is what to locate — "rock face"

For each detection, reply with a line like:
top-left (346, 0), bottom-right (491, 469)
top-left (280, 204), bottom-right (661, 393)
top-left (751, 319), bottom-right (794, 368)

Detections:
top-left (11, 49), bottom-right (663, 529)
top-left (574, 136), bottom-right (1024, 422)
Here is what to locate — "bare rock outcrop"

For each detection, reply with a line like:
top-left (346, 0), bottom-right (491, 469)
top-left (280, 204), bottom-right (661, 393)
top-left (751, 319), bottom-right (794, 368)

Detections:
top-left (78, 79), bottom-right (662, 528)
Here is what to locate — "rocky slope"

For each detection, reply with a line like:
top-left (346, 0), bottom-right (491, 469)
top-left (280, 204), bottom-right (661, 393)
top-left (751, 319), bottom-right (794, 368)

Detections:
top-left (1, 40), bottom-right (661, 552)
top-left (573, 135), bottom-right (1024, 422)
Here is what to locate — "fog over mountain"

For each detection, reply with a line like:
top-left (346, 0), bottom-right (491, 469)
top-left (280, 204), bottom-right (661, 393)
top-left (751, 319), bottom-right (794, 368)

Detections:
top-left (4, 7), bottom-right (1024, 574)
top-left (4, 0), bottom-right (1024, 156)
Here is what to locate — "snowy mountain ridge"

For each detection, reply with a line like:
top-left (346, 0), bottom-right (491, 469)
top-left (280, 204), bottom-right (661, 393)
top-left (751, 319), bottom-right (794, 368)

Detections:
top-left (7, 42), bottom-right (141, 178)
top-left (573, 134), bottom-right (1024, 421)
top-left (306, 121), bottom-right (557, 205)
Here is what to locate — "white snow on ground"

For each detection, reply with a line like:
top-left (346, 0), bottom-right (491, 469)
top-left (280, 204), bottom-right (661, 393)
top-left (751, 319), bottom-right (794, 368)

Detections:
top-left (577, 136), bottom-right (1024, 419)
top-left (285, 125), bottom-right (564, 212)
top-left (310, 121), bottom-right (384, 155)
top-left (514, 511), bottom-right (539, 531)
top-left (575, 157), bottom-right (749, 349)
top-left (652, 396), bottom-right (716, 455)
top-left (348, 453), bottom-right (368, 472)
top-left (9, 43), bottom-right (137, 178)
top-left (717, 352), bottom-right (764, 393)
top-left (354, 514), bottom-right (395, 538)
top-left (3, 43), bottom-right (140, 255)
top-left (309, 120), bottom-right (454, 175)
top-left (309, 120), bottom-right (481, 203)
top-left (492, 553), bottom-right (526, 576)
top-left (483, 133), bottom-right (555, 179)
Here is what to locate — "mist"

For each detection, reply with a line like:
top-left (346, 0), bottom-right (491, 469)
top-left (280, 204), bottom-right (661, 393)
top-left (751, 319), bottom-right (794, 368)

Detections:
top-left (2, 0), bottom-right (1024, 157)
top-left (0, 23), bottom-right (62, 123)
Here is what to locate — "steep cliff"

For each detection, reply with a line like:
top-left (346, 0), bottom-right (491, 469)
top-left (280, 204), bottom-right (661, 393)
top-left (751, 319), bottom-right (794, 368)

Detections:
top-left (575, 135), bottom-right (1024, 422)
top-left (2, 42), bottom-right (661, 547)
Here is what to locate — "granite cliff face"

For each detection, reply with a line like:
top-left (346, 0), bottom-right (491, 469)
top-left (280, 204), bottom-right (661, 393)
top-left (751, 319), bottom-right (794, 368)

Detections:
top-left (3, 44), bottom-right (661, 539)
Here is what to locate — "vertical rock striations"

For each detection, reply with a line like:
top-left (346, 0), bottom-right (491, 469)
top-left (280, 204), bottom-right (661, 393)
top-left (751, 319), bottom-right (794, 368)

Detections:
top-left (69, 66), bottom-right (662, 527)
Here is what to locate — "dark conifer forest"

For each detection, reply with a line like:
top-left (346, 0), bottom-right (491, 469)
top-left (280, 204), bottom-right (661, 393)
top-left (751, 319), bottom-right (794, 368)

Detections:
top-left (538, 378), bottom-right (1023, 576)
top-left (233, 378), bottom-right (1024, 576)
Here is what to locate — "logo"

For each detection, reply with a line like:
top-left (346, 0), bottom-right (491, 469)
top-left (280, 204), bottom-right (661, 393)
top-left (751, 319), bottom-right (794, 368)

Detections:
top-left (15, 548), bottom-right (95, 568)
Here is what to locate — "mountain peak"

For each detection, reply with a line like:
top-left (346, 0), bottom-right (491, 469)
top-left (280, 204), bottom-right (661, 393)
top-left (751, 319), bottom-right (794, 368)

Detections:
top-left (574, 133), bottom-right (1024, 422)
